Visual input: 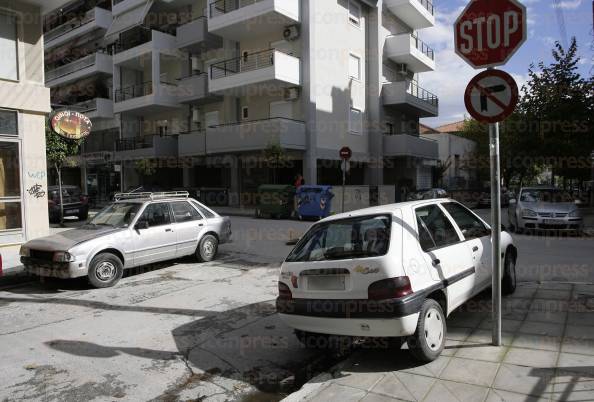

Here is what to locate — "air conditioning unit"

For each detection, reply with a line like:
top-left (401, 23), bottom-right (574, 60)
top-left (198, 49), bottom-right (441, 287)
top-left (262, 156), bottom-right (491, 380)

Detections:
top-left (396, 64), bottom-right (409, 75)
top-left (283, 25), bottom-right (300, 41)
top-left (284, 87), bottom-right (300, 101)
top-left (191, 56), bottom-right (201, 73)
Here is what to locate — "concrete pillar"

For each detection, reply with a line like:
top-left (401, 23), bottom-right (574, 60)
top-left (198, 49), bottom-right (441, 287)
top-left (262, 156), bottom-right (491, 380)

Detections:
top-left (182, 166), bottom-right (191, 187)
top-left (229, 155), bottom-right (240, 206)
top-left (367, 4), bottom-right (384, 185)
top-left (302, 0), bottom-right (317, 185)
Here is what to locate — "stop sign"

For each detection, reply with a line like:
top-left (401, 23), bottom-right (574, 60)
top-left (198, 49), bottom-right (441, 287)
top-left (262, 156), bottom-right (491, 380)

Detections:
top-left (455, 0), bottom-right (527, 69)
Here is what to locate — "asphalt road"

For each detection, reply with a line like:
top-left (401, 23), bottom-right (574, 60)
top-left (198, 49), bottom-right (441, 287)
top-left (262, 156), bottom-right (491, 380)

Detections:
top-left (0, 214), bottom-right (592, 401)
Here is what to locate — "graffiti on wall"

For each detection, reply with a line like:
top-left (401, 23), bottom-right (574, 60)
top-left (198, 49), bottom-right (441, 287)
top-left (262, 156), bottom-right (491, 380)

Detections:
top-left (27, 184), bottom-right (46, 199)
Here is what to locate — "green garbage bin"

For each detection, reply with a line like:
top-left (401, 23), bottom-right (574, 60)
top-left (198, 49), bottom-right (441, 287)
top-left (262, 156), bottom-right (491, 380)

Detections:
top-left (256, 185), bottom-right (296, 219)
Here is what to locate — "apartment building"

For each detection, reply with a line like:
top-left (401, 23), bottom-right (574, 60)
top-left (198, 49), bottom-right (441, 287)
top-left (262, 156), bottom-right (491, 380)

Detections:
top-left (43, 0), bottom-right (438, 206)
top-left (0, 0), bottom-right (70, 248)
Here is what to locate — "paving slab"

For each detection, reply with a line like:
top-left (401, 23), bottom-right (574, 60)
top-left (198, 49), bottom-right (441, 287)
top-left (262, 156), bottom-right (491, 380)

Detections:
top-left (440, 357), bottom-right (500, 387)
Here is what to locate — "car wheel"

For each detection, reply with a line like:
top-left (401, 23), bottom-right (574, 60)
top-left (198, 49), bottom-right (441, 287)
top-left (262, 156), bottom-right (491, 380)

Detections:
top-left (407, 298), bottom-right (446, 362)
top-left (196, 234), bottom-right (218, 262)
top-left (88, 253), bottom-right (123, 288)
top-left (502, 251), bottom-right (517, 295)
top-left (295, 330), bottom-right (353, 354)
top-left (78, 211), bottom-right (89, 221)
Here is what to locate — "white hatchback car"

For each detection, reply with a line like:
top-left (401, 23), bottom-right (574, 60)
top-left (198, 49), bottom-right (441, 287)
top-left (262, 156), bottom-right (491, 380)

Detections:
top-left (277, 199), bottom-right (517, 361)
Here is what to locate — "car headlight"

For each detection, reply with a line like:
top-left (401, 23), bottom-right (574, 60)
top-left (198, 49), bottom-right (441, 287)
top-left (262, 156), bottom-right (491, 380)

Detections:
top-left (19, 246), bottom-right (30, 257)
top-left (522, 209), bottom-right (537, 217)
top-left (53, 252), bottom-right (74, 263)
top-left (569, 209), bottom-right (581, 218)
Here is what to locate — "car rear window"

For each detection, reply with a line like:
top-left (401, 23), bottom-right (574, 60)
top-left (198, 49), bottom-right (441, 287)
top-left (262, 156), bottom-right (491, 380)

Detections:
top-left (286, 214), bottom-right (392, 262)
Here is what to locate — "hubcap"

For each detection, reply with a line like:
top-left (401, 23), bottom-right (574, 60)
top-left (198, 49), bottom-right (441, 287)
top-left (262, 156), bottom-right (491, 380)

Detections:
top-left (96, 261), bottom-right (116, 282)
top-left (424, 307), bottom-right (444, 351)
top-left (203, 239), bottom-right (215, 257)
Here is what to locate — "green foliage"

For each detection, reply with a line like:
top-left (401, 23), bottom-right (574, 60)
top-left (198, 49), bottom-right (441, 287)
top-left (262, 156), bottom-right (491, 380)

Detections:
top-left (263, 142), bottom-right (288, 184)
top-left (134, 159), bottom-right (157, 177)
top-left (45, 119), bottom-right (82, 169)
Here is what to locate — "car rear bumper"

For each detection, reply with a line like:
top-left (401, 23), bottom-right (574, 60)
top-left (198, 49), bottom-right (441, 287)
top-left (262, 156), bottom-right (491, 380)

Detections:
top-left (278, 312), bottom-right (420, 337)
top-left (21, 257), bottom-right (87, 279)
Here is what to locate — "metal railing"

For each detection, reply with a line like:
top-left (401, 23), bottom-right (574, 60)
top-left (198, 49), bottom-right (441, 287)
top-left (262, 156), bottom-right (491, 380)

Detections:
top-left (115, 135), bottom-right (155, 151)
top-left (177, 71), bottom-right (208, 81)
top-left (113, 26), bottom-right (153, 53)
top-left (210, 49), bottom-right (286, 80)
top-left (45, 8), bottom-right (97, 43)
top-left (209, 0), bottom-right (266, 17)
top-left (418, 0), bottom-right (434, 15)
top-left (114, 81), bottom-right (153, 102)
top-left (407, 81), bottom-right (438, 107)
top-left (410, 35), bottom-right (434, 60)
top-left (209, 117), bottom-right (305, 129)
top-left (72, 98), bottom-right (99, 113)
top-left (46, 53), bottom-right (97, 82)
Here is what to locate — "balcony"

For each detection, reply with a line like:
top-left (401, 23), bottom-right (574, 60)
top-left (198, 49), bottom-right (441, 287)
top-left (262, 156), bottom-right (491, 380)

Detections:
top-left (113, 28), bottom-right (178, 65)
top-left (383, 133), bottom-right (438, 160)
top-left (384, 0), bottom-right (435, 29)
top-left (44, 7), bottom-right (112, 50)
top-left (206, 118), bottom-right (306, 154)
top-left (382, 81), bottom-right (438, 117)
top-left (46, 52), bottom-right (113, 88)
top-left (209, 49), bottom-right (300, 96)
top-left (177, 73), bottom-right (222, 105)
top-left (178, 131), bottom-right (207, 157)
top-left (385, 34), bottom-right (435, 73)
top-left (114, 135), bottom-right (178, 160)
top-left (177, 17), bottom-right (223, 53)
top-left (114, 81), bottom-right (180, 114)
top-left (208, 0), bottom-right (300, 41)
top-left (72, 98), bottom-right (114, 120)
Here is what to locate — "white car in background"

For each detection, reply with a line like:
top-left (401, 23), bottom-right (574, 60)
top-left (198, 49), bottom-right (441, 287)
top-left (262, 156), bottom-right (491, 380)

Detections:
top-left (508, 187), bottom-right (583, 234)
top-left (277, 200), bottom-right (517, 362)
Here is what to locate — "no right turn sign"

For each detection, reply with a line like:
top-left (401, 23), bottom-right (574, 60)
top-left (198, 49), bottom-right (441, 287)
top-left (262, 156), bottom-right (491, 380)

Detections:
top-left (464, 69), bottom-right (519, 123)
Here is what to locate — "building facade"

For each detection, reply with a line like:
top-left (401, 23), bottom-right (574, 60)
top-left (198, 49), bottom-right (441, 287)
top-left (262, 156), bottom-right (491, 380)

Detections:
top-left (0, 0), bottom-right (70, 248)
top-left (44, 0), bottom-right (439, 206)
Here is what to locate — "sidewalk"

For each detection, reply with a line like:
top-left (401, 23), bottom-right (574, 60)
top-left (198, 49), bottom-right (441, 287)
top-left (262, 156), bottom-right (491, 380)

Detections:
top-left (284, 282), bottom-right (594, 402)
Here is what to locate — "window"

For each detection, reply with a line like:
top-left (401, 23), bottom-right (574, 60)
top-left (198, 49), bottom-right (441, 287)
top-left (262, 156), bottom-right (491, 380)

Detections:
top-left (286, 215), bottom-right (391, 262)
top-left (0, 110), bottom-right (17, 135)
top-left (191, 200), bottom-right (216, 218)
top-left (0, 12), bottom-right (18, 81)
top-left (348, 0), bottom-right (361, 27)
top-left (140, 203), bottom-right (172, 227)
top-left (442, 202), bottom-right (490, 240)
top-left (0, 141), bottom-right (22, 231)
top-left (349, 108), bottom-right (363, 134)
top-left (90, 203), bottom-right (141, 228)
top-left (415, 205), bottom-right (460, 251)
top-left (242, 106), bottom-right (249, 120)
top-left (171, 201), bottom-right (202, 223)
top-left (386, 122), bottom-right (394, 135)
top-left (349, 53), bottom-right (361, 80)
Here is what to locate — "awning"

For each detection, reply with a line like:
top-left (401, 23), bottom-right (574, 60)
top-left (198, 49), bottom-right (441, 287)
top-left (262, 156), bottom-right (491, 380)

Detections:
top-left (105, 0), bottom-right (153, 42)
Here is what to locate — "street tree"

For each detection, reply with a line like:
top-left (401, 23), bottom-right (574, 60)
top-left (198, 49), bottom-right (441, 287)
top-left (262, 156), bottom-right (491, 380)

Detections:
top-left (46, 119), bottom-right (83, 225)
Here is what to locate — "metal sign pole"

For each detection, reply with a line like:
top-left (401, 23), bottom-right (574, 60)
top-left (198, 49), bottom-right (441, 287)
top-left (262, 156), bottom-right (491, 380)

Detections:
top-left (490, 116), bottom-right (503, 347)
top-left (342, 159), bottom-right (346, 213)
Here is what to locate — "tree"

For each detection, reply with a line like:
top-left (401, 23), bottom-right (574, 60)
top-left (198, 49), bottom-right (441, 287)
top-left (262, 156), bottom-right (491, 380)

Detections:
top-left (263, 142), bottom-right (288, 184)
top-left (46, 120), bottom-right (83, 225)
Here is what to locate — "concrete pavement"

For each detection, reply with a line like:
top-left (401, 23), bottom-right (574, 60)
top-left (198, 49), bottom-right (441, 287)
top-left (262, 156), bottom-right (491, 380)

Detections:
top-left (285, 282), bottom-right (594, 402)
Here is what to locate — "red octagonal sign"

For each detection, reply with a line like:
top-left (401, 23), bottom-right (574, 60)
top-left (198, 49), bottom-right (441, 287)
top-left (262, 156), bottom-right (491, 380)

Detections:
top-left (455, 0), bottom-right (527, 69)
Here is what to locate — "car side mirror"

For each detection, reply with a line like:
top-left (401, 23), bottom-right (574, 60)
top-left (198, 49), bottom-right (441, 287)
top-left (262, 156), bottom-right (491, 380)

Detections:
top-left (135, 220), bottom-right (149, 230)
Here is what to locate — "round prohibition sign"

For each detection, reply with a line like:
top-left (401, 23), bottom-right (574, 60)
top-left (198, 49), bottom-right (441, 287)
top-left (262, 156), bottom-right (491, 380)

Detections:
top-left (464, 70), bottom-right (519, 124)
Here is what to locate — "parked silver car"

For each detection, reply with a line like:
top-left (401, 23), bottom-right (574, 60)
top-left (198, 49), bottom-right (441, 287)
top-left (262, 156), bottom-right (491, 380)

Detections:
top-left (20, 192), bottom-right (232, 288)
top-left (508, 187), bottom-right (583, 233)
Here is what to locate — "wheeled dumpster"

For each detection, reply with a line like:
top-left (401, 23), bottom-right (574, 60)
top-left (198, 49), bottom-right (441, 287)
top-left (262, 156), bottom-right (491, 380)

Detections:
top-left (296, 185), bottom-right (334, 220)
top-left (255, 185), bottom-right (296, 219)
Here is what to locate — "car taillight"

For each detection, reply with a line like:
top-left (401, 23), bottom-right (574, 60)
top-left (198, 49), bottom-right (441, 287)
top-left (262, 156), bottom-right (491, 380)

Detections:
top-left (278, 282), bottom-right (292, 300)
top-left (368, 276), bottom-right (413, 300)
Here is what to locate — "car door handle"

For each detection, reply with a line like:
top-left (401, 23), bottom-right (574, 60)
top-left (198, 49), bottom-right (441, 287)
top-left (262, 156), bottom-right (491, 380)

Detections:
top-left (165, 228), bottom-right (172, 232)
top-left (432, 259), bottom-right (440, 266)
top-left (198, 224), bottom-right (204, 227)
top-left (472, 246), bottom-right (479, 252)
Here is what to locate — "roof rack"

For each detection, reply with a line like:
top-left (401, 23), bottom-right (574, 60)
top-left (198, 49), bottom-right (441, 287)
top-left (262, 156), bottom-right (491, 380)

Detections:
top-left (114, 191), bottom-right (189, 201)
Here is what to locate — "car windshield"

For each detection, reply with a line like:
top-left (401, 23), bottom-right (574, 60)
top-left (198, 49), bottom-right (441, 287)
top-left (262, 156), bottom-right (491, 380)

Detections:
top-left (88, 203), bottom-right (141, 227)
top-left (520, 189), bottom-right (573, 203)
top-left (286, 214), bottom-right (392, 262)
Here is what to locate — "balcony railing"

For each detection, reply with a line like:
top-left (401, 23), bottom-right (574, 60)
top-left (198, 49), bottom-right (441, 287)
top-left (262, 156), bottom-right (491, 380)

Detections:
top-left (72, 98), bottom-right (99, 113)
top-left (45, 8), bottom-right (97, 43)
top-left (210, 49), bottom-right (283, 80)
top-left (112, 26), bottom-right (152, 53)
top-left (418, 0), bottom-right (434, 15)
top-left (209, 0), bottom-right (266, 17)
top-left (114, 81), bottom-right (153, 102)
top-left (46, 49), bottom-right (112, 82)
top-left (411, 35), bottom-right (434, 60)
top-left (408, 81), bottom-right (438, 107)
top-left (116, 136), bottom-right (155, 151)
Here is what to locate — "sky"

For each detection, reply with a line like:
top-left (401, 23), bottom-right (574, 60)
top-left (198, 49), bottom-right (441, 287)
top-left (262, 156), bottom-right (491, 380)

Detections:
top-left (419, 0), bottom-right (594, 128)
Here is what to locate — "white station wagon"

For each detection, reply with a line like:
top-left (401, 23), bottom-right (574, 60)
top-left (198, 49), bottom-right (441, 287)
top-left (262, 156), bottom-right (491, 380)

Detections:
top-left (277, 199), bottom-right (517, 361)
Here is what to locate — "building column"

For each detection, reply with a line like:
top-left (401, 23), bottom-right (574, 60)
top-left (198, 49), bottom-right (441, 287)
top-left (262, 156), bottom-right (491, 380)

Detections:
top-left (367, 3), bottom-right (384, 185)
top-left (229, 155), bottom-right (240, 207)
top-left (302, 0), bottom-right (317, 185)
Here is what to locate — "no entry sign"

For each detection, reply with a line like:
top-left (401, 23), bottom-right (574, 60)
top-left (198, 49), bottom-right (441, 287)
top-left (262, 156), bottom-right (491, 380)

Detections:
top-left (339, 146), bottom-right (352, 160)
top-left (464, 69), bottom-right (519, 123)
top-left (455, 0), bottom-right (527, 69)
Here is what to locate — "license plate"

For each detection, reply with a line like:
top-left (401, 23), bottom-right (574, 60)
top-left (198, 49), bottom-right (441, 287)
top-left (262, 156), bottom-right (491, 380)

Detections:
top-left (544, 219), bottom-right (564, 225)
top-left (68, 209), bottom-right (79, 214)
top-left (307, 275), bottom-right (346, 291)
